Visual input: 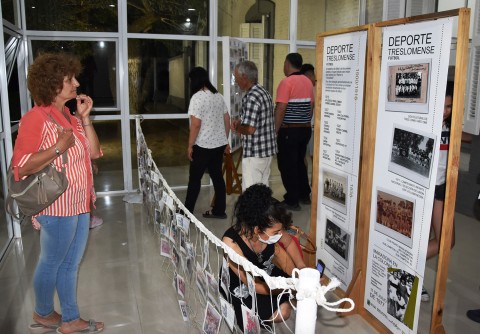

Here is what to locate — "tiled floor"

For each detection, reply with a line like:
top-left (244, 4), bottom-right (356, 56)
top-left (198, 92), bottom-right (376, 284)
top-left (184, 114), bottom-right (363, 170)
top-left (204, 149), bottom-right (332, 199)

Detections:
top-left (0, 173), bottom-right (479, 333)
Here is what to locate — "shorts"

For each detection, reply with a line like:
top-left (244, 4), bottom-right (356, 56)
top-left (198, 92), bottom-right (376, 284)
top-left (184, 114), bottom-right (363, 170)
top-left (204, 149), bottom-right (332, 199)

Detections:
top-left (434, 183), bottom-right (446, 201)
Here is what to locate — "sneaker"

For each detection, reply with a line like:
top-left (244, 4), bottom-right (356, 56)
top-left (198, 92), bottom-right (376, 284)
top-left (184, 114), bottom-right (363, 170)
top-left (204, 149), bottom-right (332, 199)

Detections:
top-left (300, 196), bottom-right (311, 205)
top-left (90, 216), bottom-right (104, 229)
top-left (421, 287), bottom-right (430, 302)
top-left (466, 309), bottom-right (480, 323)
top-left (280, 201), bottom-right (301, 212)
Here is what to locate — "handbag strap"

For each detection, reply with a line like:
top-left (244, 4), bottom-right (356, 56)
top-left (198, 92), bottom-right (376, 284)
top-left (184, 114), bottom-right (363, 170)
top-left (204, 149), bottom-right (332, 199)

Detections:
top-left (44, 112), bottom-right (69, 165)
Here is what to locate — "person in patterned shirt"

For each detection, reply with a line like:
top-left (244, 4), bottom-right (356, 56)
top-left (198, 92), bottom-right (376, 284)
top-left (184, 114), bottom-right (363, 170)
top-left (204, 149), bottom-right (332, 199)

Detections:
top-left (232, 61), bottom-right (277, 190)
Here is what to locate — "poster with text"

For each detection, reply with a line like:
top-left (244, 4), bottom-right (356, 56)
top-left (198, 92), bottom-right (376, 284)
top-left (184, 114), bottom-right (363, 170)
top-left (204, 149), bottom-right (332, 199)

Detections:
top-left (222, 37), bottom-right (248, 152)
top-left (364, 18), bottom-right (453, 334)
top-left (316, 30), bottom-right (367, 290)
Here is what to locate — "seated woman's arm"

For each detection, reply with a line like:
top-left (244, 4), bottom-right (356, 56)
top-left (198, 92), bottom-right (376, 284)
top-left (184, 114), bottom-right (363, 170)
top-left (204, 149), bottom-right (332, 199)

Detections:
top-left (279, 233), bottom-right (307, 269)
top-left (223, 236), bottom-right (272, 296)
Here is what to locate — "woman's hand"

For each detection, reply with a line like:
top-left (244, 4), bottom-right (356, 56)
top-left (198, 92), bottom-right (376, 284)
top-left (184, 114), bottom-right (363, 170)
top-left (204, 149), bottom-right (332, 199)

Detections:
top-left (76, 94), bottom-right (93, 123)
top-left (56, 127), bottom-right (75, 153)
top-left (187, 146), bottom-right (193, 161)
top-left (224, 144), bottom-right (231, 155)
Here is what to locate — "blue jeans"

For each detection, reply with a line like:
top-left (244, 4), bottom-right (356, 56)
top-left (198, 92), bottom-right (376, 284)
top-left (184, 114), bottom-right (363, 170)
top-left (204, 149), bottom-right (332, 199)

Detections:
top-left (33, 214), bottom-right (90, 322)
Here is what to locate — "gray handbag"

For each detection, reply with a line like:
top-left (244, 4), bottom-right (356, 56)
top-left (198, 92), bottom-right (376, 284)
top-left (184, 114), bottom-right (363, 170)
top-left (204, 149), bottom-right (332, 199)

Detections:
top-left (5, 113), bottom-right (69, 218)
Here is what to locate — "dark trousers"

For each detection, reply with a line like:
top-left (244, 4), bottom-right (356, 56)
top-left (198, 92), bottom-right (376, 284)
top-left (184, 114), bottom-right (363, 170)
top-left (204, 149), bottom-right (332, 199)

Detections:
top-left (185, 144), bottom-right (227, 215)
top-left (277, 127), bottom-right (311, 205)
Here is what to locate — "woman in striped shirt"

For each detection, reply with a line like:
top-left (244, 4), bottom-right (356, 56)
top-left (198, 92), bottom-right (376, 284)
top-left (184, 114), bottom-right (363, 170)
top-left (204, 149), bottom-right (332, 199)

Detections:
top-left (12, 53), bottom-right (104, 333)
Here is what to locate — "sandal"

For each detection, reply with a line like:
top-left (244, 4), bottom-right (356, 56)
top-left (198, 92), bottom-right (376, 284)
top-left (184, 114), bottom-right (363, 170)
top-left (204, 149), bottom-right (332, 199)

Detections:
top-left (56, 319), bottom-right (104, 333)
top-left (202, 210), bottom-right (227, 219)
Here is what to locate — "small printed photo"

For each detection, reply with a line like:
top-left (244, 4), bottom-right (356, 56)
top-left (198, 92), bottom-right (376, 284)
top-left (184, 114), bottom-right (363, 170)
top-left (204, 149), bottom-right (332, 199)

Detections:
top-left (178, 300), bottom-right (189, 322)
top-left (324, 218), bottom-right (350, 268)
top-left (186, 242), bottom-right (195, 259)
top-left (160, 238), bottom-right (171, 258)
top-left (179, 232), bottom-right (187, 254)
top-left (241, 304), bottom-right (260, 334)
top-left (220, 297), bottom-right (235, 332)
top-left (177, 273), bottom-right (186, 298)
top-left (171, 246), bottom-right (180, 268)
top-left (386, 61), bottom-right (430, 113)
top-left (322, 168), bottom-right (348, 214)
top-left (388, 124), bottom-right (436, 188)
top-left (160, 223), bottom-right (168, 237)
top-left (196, 262), bottom-right (208, 301)
top-left (203, 302), bottom-right (222, 334)
top-left (176, 214), bottom-right (190, 233)
top-left (203, 237), bottom-right (210, 270)
top-left (375, 188), bottom-right (415, 247)
top-left (220, 257), bottom-right (230, 296)
top-left (386, 268), bottom-right (418, 330)
top-left (155, 209), bottom-right (161, 224)
top-left (169, 223), bottom-right (178, 244)
top-left (185, 255), bottom-right (194, 280)
top-left (206, 271), bottom-right (219, 299)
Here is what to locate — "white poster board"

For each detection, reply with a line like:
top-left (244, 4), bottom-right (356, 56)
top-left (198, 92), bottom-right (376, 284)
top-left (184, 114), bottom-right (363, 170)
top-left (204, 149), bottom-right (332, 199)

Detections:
top-left (316, 30), bottom-right (367, 290)
top-left (222, 37), bottom-right (248, 152)
top-left (364, 18), bottom-right (453, 333)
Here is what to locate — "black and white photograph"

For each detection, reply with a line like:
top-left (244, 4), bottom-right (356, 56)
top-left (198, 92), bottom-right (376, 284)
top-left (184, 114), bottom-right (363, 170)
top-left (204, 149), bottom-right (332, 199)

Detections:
top-left (203, 302), bottom-right (222, 334)
top-left (179, 231), bottom-right (187, 254)
top-left (386, 268), bottom-right (416, 329)
top-left (386, 61), bottom-right (430, 113)
top-left (375, 188), bottom-right (415, 247)
top-left (388, 124), bottom-right (436, 188)
top-left (324, 218), bottom-right (350, 268)
top-left (322, 168), bottom-right (348, 215)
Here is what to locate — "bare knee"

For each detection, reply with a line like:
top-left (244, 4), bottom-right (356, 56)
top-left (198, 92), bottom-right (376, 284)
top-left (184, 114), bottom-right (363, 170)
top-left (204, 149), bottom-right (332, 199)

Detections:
top-left (273, 303), bottom-right (292, 322)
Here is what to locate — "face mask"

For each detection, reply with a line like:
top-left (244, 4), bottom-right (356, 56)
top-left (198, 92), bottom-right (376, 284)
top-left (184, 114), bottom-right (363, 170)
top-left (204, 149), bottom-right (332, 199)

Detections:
top-left (258, 232), bottom-right (282, 245)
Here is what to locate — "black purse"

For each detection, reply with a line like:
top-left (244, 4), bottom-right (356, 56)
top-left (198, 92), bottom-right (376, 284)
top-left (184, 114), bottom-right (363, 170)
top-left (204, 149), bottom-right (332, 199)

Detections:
top-left (5, 113), bottom-right (69, 218)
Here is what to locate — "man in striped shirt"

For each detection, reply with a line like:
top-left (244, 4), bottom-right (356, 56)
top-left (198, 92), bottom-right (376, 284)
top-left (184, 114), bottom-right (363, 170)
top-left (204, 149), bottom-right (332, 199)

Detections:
top-left (232, 61), bottom-right (277, 190)
top-left (275, 53), bottom-right (314, 211)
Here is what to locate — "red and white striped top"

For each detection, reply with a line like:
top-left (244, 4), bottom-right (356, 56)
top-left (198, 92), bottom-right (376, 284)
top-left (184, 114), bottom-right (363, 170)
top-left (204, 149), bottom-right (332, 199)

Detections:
top-left (12, 105), bottom-right (96, 217)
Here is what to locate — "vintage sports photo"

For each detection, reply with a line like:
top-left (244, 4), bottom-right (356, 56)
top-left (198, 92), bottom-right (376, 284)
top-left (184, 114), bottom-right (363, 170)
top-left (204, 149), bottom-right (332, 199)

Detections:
top-left (386, 268), bottom-right (418, 330)
top-left (375, 188), bottom-right (415, 247)
top-left (324, 218), bottom-right (350, 268)
top-left (386, 60), bottom-right (431, 113)
top-left (321, 168), bottom-right (348, 215)
top-left (202, 302), bottom-right (222, 334)
top-left (388, 124), bottom-right (436, 188)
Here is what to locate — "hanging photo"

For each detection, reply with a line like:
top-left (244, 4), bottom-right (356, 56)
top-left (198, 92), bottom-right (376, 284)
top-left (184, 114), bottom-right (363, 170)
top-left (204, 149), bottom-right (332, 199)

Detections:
top-left (202, 302), bottom-right (222, 334)
top-left (160, 238), bottom-right (171, 258)
top-left (241, 304), bottom-right (260, 334)
top-left (220, 297), bottom-right (235, 332)
top-left (178, 300), bottom-right (189, 322)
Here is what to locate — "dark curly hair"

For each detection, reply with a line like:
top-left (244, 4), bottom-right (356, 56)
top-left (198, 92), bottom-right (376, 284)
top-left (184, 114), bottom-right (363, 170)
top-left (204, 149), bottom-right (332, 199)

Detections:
top-left (232, 184), bottom-right (292, 238)
top-left (27, 53), bottom-right (82, 106)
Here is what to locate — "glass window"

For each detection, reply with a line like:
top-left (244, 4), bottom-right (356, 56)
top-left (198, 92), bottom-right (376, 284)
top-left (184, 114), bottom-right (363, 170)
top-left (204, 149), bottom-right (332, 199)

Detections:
top-left (297, 0), bottom-right (326, 41)
top-left (130, 119), bottom-right (205, 188)
top-left (30, 40), bottom-right (118, 113)
top-left (325, 0), bottom-right (359, 31)
top-left (0, 140), bottom-right (10, 255)
top-left (25, 0), bottom-right (118, 32)
top-left (127, 0), bottom-right (209, 35)
top-left (93, 120), bottom-right (124, 192)
top-left (7, 62), bottom-right (21, 125)
top-left (1, 0), bottom-right (18, 26)
top-left (219, 0), bottom-right (290, 40)
top-left (366, 0), bottom-right (383, 23)
top-left (128, 39), bottom-right (208, 115)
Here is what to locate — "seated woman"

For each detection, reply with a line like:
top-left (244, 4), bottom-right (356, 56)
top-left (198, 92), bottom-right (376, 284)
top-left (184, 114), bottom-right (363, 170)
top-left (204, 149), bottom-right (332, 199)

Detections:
top-left (221, 183), bottom-right (296, 329)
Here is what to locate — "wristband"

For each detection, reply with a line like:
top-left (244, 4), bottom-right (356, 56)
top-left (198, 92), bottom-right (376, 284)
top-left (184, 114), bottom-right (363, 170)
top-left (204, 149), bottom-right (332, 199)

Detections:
top-left (83, 122), bottom-right (92, 127)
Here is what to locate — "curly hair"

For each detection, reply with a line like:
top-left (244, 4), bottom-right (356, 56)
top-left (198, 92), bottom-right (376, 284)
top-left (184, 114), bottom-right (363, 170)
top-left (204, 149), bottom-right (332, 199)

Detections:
top-left (27, 53), bottom-right (82, 106)
top-left (232, 184), bottom-right (292, 238)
